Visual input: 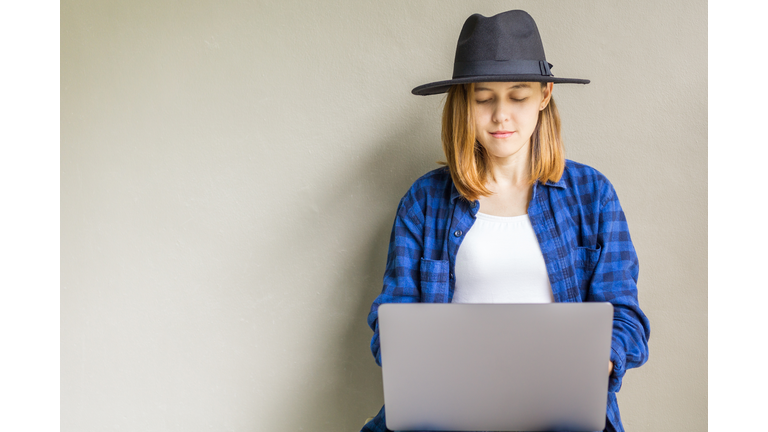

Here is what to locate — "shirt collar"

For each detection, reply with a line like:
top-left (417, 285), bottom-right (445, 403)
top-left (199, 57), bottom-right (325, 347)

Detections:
top-left (450, 183), bottom-right (462, 203)
top-left (449, 176), bottom-right (566, 204)
top-left (541, 177), bottom-right (566, 189)
top-left (449, 183), bottom-right (480, 215)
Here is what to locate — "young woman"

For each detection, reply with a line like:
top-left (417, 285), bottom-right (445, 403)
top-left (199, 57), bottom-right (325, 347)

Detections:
top-left (362, 10), bottom-right (650, 432)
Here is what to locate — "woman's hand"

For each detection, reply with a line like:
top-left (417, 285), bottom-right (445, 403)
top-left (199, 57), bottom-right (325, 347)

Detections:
top-left (609, 361), bottom-right (614, 374)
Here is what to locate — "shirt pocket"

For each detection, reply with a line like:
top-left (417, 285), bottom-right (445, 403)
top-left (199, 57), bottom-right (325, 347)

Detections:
top-left (574, 245), bottom-right (601, 296)
top-left (419, 258), bottom-right (450, 303)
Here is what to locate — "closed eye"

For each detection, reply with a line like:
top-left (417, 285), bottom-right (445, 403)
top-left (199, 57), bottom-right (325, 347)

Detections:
top-left (476, 99), bottom-right (491, 104)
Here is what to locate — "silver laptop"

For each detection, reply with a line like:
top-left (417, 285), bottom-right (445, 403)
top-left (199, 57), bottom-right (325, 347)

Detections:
top-left (378, 303), bottom-right (613, 431)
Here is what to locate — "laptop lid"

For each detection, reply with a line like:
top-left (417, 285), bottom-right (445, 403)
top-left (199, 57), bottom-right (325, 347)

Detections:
top-left (378, 303), bottom-right (613, 431)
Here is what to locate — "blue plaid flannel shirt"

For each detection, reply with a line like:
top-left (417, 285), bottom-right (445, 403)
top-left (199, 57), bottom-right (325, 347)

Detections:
top-left (361, 160), bottom-right (650, 432)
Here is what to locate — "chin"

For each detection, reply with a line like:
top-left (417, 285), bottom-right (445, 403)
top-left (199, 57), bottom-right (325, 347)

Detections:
top-left (488, 146), bottom-right (525, 159)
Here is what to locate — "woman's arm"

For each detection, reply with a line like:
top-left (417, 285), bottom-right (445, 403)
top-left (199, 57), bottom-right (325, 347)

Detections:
top-left (587, 185), bottom-right (651, 393)
top-left (367, 194), bottom-right (425, 366)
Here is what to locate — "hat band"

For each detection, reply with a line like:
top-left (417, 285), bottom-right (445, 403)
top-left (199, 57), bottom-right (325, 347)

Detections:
top-left (452, 59), bottom-right (552, 79)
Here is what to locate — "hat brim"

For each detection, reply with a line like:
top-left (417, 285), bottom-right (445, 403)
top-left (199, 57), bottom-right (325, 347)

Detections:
top-left (411, 74), bottom-right (590, 96)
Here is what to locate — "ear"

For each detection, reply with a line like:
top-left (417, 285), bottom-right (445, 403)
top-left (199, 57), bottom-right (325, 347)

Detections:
top-left (540, 82), bottom-right (554, 110)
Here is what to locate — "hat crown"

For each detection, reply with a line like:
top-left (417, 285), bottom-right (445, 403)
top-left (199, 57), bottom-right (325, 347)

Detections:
top-left (455, 10), bottom-right (547, 64)
top-left (411, 9), bottom-right (589, 96)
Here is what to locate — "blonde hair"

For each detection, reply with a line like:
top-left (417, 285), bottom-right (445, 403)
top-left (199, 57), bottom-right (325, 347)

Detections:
top-left (441, 82), bottom-right (565, 202)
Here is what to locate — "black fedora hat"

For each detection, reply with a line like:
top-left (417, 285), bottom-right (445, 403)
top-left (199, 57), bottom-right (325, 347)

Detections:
top-left (412, 10), bottom-right (589, 96)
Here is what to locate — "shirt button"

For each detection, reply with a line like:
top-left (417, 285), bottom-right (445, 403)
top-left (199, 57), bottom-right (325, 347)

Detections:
top-left (454, 230), bottom-right (462, 237)
top-left (450, 273), bottom-right (454, 279)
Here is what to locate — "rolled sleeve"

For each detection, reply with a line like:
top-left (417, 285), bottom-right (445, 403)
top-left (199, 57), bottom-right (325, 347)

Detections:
top-left (588, 185), bottom-right (651, 393)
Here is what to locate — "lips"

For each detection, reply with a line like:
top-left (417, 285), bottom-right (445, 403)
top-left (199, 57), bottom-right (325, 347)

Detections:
top-left (490, 130), bottom-right (515, 138)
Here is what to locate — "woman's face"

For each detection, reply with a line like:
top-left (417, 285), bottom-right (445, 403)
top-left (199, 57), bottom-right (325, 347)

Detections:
top-left (473, 81), bottom-right (553, 161)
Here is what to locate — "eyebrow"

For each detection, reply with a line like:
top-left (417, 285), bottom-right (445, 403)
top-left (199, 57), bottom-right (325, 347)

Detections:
top-left (475, 84), bottom-right (530, 91)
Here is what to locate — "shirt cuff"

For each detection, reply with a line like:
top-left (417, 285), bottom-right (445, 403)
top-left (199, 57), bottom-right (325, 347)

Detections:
top-left (608, 346), bottom-right (625, 393)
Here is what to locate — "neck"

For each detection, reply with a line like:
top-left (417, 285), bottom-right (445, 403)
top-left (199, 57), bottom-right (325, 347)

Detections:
top-left (477, 143), bottom-right (534, 217)
top-left (485, 142), bottom-right (531, 187)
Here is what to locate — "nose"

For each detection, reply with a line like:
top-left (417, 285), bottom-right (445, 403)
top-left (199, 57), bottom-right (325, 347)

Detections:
top-left (492, 101), bottom-right (510, 124)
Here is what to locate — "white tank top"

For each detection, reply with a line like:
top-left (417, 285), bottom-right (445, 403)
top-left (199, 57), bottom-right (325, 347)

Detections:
top-left (452, 212), bottom-right (554, 304)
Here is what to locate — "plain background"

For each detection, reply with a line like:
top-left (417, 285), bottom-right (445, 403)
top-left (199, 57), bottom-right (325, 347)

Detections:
top-left (57, 0), bottom-right (708, 431)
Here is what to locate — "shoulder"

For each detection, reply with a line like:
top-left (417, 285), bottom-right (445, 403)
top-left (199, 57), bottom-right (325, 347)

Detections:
top-left (557, 160), bottom-right (617, 207)
top-left (401, 166), bottom-right (453, 202)
top-left (561, 159), bottom-right (612, 187)
top-left (398, 166), bottom-right (454, 223)
top-left (409, 166), bottom-right (452, 190)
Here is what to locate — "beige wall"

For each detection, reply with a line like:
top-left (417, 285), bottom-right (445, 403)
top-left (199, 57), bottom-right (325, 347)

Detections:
top-left (61, 1), bottom-right (706, 430)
